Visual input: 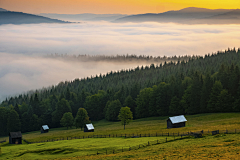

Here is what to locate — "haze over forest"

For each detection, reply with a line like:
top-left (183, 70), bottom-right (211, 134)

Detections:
top-left (0, 5), bottom-right (240, 101)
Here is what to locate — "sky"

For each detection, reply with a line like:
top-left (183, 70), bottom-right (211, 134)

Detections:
top-left (0, 0), bottom-right (240, 14)
top-left (1, 22), bottom-right (240, 100)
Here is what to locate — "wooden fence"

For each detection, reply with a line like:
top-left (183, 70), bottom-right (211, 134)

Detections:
top-left (0, 140), bottom-right (6, 143)
top-left (25, 128), bottom-right (240, 144)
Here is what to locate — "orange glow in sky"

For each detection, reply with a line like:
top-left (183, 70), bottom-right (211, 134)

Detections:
top-left (1, 0), bottom-right (240, 14)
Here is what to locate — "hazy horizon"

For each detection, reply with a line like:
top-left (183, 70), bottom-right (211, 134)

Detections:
top-left (1, 0), bottom-right (240, 14)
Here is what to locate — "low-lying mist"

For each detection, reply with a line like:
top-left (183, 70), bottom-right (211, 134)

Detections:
top-left (1, 22), bottom-right (240, 100)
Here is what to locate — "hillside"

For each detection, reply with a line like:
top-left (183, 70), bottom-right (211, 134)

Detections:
top-left (0, 8), bottom-right (8, 12)
top-left (114, 7), bottom-right (240, 24)
top-left (0, 11), bottom-right (70, 25)
top-left (0, 113), bottom-right (240, 159)
top-left (1, 48), bottom-right (240, 136)
top-left (40, 13), bottom-right (128, 22)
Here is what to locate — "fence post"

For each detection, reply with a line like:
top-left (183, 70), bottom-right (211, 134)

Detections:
top-left (113, 150), bottom-right (114, 154)
top-left (148, 141), bottom-right (149, 146)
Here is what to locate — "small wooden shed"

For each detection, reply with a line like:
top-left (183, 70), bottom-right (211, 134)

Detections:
top-left (84, 123), bottom-right (94, 132)
top-left (167, 115), bottom-right (187, 128)
top-left (41, 125), bottom-right (49, 133)
top-left (9, 131), bottom-right (22, 144)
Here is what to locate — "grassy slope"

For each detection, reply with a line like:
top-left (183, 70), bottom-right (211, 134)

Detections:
top-left (1, 112), bottom-right (240, 142)
top-left (60, 134), bottom-right (240, 160)
top-left (0, 137), bottom-right (175, 160)
top-left (0, 113), bottom-right (240, 159)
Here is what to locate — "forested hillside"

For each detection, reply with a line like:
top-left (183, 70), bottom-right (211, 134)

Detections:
top-left (1, 48), bottom-right (240, 136)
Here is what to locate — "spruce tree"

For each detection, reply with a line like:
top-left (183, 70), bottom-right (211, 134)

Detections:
top-left (7, 109), bottom-right (21, 132)
top-left (207, 81), bottom-right (223, 112)
top-left (74, 108), bottom-right (90, 130)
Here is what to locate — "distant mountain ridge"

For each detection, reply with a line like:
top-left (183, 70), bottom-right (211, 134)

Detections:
top-left (0, 8), bottom-right (8, 12)
top-left (39, 13), bottom-right (128, 22)
top-left (0, 10), bottom-right (70, 25)
top-left (115, 7), bottom-right (240, 24)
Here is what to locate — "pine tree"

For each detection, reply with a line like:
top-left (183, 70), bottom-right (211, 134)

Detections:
top-left (136, 87), bottom-right (152, 118)
top-left (60, 112), bottom-right (74, 129)
top-left (123, 95), bottom-right (136, 118)
top-left (74, 108), bottom-right (90, 130)
top-left (7, 109), bottom-right (21, 132)
top-left (0, 107), bottom-right (8, 136)
top-left (105, 99), bottom-right (122, 121)
top-left (207, 81), bottom-right (223, 112)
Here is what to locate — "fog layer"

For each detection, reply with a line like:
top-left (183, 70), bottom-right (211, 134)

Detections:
top-left (0, 22), bottom-right (240, 100)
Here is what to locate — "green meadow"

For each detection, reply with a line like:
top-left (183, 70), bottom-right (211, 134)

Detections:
top-left (0, 112), bottom-right (240, 159)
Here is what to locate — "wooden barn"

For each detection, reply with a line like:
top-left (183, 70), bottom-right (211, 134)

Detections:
top-left (9, 131), bottom-right (22, 144)
top-left (41, 125), bottom-right (49, 133)
top-left (84, 123), bottom-right (94, 132)
top-left (167, 115), bottom-right (187, 128)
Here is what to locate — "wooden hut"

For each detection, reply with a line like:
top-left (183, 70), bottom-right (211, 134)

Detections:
top-left (9, 131), bottom-right (22, 144)
top-left (167, 115), bottom-right (187, 128)
top-left (41, 125), bottom-right (49, 133)
top-left (84, 123), bottom-right (94, 132)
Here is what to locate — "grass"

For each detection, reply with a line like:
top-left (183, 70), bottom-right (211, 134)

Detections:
top-left (0, 137), bottom-right (175, 160)
top-left (1, 112), bottom-right (240, 142)
top-left (57, 134), bottom-right (240, 160)
top-left (0, 112), bottom-right (240, 159)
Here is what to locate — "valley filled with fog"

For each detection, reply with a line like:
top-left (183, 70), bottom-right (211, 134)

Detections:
top-left (1, 22), bottom-right (240, 100)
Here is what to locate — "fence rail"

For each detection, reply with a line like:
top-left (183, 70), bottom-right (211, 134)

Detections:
top-left (25, 128), bottom-right (240, 144)
top-left (93, 136), bottom-right (184, 156)
top-left (0, 140), bottom-right (6, 143)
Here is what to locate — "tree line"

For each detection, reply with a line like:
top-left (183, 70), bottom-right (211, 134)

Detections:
top-left (0, 48), bottom-right (240, 136)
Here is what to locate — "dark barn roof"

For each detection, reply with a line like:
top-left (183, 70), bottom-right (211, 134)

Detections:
top-left (9, 131), bottom-right (22, 138)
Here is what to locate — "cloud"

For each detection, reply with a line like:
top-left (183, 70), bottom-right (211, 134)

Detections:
top-left (0, 22), bottom-right (240, 100)
top-left (0, 53), bottom-right (150, 101)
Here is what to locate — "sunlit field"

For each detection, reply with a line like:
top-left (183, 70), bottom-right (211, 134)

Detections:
top-left (1, 113), bottom-right (240, 159)
top-left (1, 113), bottom-right (240, 142)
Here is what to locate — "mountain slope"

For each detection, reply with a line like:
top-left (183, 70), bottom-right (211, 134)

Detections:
top-left (115, 7), bottom-right (239, 24)
top-left (0, 8), bottom-right (8, 12)
top-left (0, 11), bottom-right (70, 25)
top-left (40, 13), bottom-right (128, 22)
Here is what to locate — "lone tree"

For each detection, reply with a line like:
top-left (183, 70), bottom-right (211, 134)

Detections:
top-left (60, 112), bottom-right (74, 129)
top-left (118, 106), bottom-right (133, 130)
top-left (74, 108), bottom-right (90, 130)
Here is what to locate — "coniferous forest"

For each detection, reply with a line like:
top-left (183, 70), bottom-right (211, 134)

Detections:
top-left (1, 48), bottom-right (240, 136)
